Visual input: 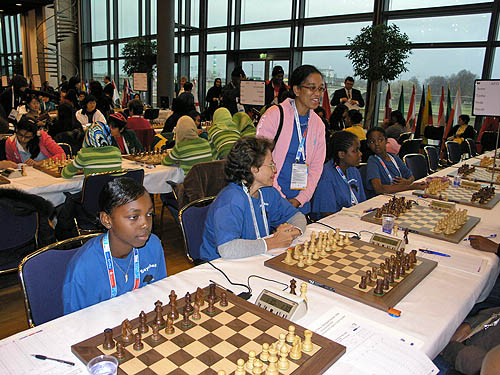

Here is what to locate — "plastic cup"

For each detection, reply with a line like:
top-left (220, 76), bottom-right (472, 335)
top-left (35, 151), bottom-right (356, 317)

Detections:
top-left (382, 214), bottom-right (396, 235)
top-left (87, 355), bottom-right (118, 375)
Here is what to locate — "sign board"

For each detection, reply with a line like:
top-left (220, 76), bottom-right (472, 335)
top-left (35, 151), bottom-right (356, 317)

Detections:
top-left (240, 80), bottom-right (266, 106)
top-left (32, 74), bottom-right (42, 89)
top-left (472, 79), bottom-right (500, 117)
top-left (133, 73), bottom-right (148, 92)
top-left (1, 76), bottom-right (7, 87)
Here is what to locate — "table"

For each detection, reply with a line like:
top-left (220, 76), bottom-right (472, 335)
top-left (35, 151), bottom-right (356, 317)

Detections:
top-left (0, 159), bottom-right (184, 206)
top-left (0, 152), bottom-right (499, 374)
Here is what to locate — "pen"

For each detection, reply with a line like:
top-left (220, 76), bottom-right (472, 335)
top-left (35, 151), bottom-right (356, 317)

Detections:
top-left (463, 234), bottom-right (497, 241)
top-left (418, 249), bottom-right (451, 257)
top-left (31, 354), bottom-right (75, 366)
top-left (363, 208), bottom-right (376, 213)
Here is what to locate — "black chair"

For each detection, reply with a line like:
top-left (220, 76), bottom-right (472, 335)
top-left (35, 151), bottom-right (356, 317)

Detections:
top-left (76, 169), bottom-right (145, 234)
top-left (179, 196), bottom-right (215, 264)
top-left (403, 153), bottom-right (428, 180)
top-left (357, 163), bottom-right (368, 198)
top-left (424, 146), bottom-right (439, 173)
top-left (144, 108), bottom-right (160, 120)
top-left (445, 141), bottom-right (462, 164)
top-left (398, 132), bottom-right (413, 144)
top-left (424, 126), bottom-right (445, 148)
top-left (465, 138), bottom-right (478, 157)
top-left (57, 142), bottom-right (72, 158)
top-left (481, 131), bottom-right (498, 153)
top-left (359, 140), bottom-right (372, 163)
top-left (18, 233), bottom-right (100, 326)
top-left (398, 139), bottom-right (422, 159)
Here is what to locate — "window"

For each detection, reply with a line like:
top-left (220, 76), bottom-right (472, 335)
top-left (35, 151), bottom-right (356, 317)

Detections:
top-left (208, 0), bottom-right (228, 28)
top-left (303, 22), bottom-right (372, 47)
top-left (118, 0), bottom-right (139, 39)
top-left (90, 0), bottom-right (107, 41)
top-left (240, 28), bottom-right (290, 49)
top-left (206, 54), bottom-right (226, 90)
top-left (92, 60), bottom-right (108, 81)
top-left (151, 0), bottom-right (157, 34)
top-left (491, 48), bottom-right (500, 78)
top-left (389, 0), bottom-right (492, 11)
top-left (92, 45), bottom-right (107, 59)
top-left (242, 61), bottom-right (265, 80)
top-left (191, 0), bottom-right (200, 27)
top-left (191, 35), bottom-right (199, 53)
top-left (305, 0), bottom-right (373, 17)
top-left (207, 33), bottom-right (226, 51)
top-left (190, 55), bottom-right (199, 89)
top-left (241, 0), bottom-right (292, 24)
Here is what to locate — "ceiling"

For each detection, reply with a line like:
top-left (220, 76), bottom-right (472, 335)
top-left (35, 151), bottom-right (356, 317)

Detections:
top-left (0, 0), bottom-right (54, 16)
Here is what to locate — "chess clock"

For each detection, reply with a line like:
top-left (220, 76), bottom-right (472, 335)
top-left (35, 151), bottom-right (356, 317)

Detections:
top-left (430, 200), bottom-right (456, 211)
top-left (255, 287), bottom-right (308, 322)
top-left (369, 233), bottom-right (404, 252)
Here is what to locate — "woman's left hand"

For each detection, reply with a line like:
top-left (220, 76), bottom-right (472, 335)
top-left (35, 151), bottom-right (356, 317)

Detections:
top-left (288, 198), bottom-right (301, 208)
top-left (24, 158), bottom-right (35, 166)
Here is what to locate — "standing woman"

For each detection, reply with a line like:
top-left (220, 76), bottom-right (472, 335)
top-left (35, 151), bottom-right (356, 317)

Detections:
top-left (205, 78), bottom-right (222, 119)
top-left (311, 131), bottom-right (365, 220)
top-left (257, 64), bottom-right (326, 215)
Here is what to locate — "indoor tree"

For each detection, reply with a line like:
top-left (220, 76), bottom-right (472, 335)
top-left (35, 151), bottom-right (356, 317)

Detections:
top-left (347, 24), bottom-right (411, 127)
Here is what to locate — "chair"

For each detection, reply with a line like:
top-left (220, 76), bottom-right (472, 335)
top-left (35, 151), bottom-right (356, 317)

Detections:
top-left (18, 233), bottom-right (101, 327)
top-left (398, 132), bottom-right (413, 144)
top-left (465, 138), bottom-right (478, 157)
top-left (75, 169), bottom-right (145, 234)
top-left (424, 146), bottom-right (440, 173)
top-left (481, 131), bottom-right (498, 153)
top-left (424, 126), bottom-right (445, 147)
top-left (0, 210), bottom-right (38, 275)
top-left (403, 153), bottom-right (428, 180)
top-left (179, 197), bottom-right (215, 263)
top-left (360, 140), bottom-right (372, 163)
top-left (144, 108), bottom-right (160, 120)
top-left (398, 139), bottom-right (422, 159)
top-left (445, 141), bottom-right (462, 164)
top-left (357, 163), bottom-right (368, 198)
top-left (57, 142), bottom-right (72, 158)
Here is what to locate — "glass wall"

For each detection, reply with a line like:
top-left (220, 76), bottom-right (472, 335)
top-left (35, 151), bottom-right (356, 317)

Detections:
top-left (0, 14), bottom-right (23, 79)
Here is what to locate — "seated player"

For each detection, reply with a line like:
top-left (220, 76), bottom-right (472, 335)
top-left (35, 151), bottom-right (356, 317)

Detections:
top-left (208, 107), bottom-right (241, 159)
top-left (199, 136), bottom-right (306, 261)
top-left (365, 127), bottom-right (426, 197)
top-left (343, 109), bottom-right (366, 141)
top-left (109, 112), bottom-right (144, 155)
top-left (311, 131), bottom-right (366, 220)
top-left (63, 177), bottom-right (167, 314)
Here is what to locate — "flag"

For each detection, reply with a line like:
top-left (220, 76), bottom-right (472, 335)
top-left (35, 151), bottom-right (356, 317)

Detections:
top-left (453, 86), bottom-right (462, 126)
top-left (121, 78), bottom-right (130, 108)
top-left (437, 86), bottom-right (445, 127)
top-left (397, 85), bottom-right (404, 113)
top-left (322, 82), bottom-right (331, 119)
top-left (384, 84), bottom-right (392, 120)
top-left (414, 85), bottom-right (426, 136)
top-left (445, 85), bottom-right (451, 125)
top-left (192, 79), bottom-right (200, 111)
top-left (420, 85), bottom-right (433, 136)
top-left (407, 85), bottom-right (416, 132)
top-left (81, 80), bottom-right (86, 92)
top-left (111, 80), bottom-right (121, 105)
top-left (441, 86), bottom-right (462, 153)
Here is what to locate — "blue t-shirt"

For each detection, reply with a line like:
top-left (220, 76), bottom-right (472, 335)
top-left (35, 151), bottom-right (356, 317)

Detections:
top-left (311, 160), bottom-right (366, 220)
top-left (365, 153), bottom-right (412, 193)
top-left (277, 113), bottom-right (310, 214)
top-left (200, 183), bottom-right (300, 261)
top-left (63, 233), bottom-right (167, 314)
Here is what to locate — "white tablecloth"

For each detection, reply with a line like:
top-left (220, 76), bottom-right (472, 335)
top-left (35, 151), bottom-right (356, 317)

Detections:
top-left (0, 159), bottom-right (184, 206)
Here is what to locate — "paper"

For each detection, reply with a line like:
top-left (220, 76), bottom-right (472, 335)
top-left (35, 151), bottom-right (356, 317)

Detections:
top-left (418, 250), bottom-right (486, 274)
top-left (133, 73), bottom-right (148, 91)
top-left (32, 74), bottom-right (42, 89)
top-left (240, 80), bottom-right (265, 105)
top-left (308, 309), bottom-right (438, 375)
top-left (1, 76), bottom-right (7, 87)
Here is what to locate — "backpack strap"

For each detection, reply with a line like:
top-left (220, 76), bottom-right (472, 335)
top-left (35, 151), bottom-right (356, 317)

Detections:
top-left (273, 104), bottom-right (284, 145)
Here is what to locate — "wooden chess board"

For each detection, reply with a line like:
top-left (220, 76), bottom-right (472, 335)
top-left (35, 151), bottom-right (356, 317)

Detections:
top-left (33, 159), bottom-right (81, 178)
top-left (472, 157), bottom-right (500, 170)
top-left (361, 204), bottom-right (480, 243)
top-left (71, 285), bottom-right (345, 375)
top-left (413, 185), bottom-right (500, 209)
top-left (123, 152), bottom-right (167, 165)
top-left (265, 236), bottom-right (437, 312)
top-left (448, 168), bottom-right (500, 185)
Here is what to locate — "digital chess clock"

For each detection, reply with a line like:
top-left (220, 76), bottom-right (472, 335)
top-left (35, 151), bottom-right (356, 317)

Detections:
top-left (430, 200), bottom-right (456, 211)
top-left (255, 287), bottom-right (308, 322)
top-left (370, 233), bottom-right (404, 252)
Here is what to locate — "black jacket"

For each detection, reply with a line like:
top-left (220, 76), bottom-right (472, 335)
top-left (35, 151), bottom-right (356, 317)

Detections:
top-left (330, 87), bottom-right (365, 107)
top-left (264, 81), bottom-right (288, 105)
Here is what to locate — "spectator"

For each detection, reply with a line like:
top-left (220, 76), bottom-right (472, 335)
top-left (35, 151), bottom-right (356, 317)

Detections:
top-left (265, 65), bottom-right (288, 105)
top-left (344, 109), bottom-right (366, 141)
top-left (162, 92), bottom-right (195, 133)
top-left (330, 76), bottom-right (365, 109)
top-left (208, 107), bottom-right (241, 159)
top-left (222, 66), bottom-right (246, 115)
top-left (205, 78), bottom-right (222, 119)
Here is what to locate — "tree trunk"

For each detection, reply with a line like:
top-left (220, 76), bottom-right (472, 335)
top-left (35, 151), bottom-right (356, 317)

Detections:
top-left (364, 79), bottom-right (379, 129)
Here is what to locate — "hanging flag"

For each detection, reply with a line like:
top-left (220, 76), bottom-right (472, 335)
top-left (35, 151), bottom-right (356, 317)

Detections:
top-left (121, 78), bottom-right (130, 108)
top-left (192, 78), bottom-right (200, 112)
top-left (437, 86), bottom-right (445, 127)
top-left (322, 82), bottom-right (331, 119)
top-left (384, 84), bottom-right (392, 120)
top-left (441, 86), bottom-right (462, 153)
top-left (397, 85), bottom-right (404, 113)
top-left (414, 85), bottom-right (426, 135)
top-left (420, 85), bottom-right (433, 136)
top-left (407, 85), bottom-right (416, 132)
top-left (453, 86), bottom-right (462, 126)
top-left (111, 79), bottom-right (121, 106)
top-left (445, 85), bottom-right (451, 125)
top-left (81, 80), bottom-right (86, 93)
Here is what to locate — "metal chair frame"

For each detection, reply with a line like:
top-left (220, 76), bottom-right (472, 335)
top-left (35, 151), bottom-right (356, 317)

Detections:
top-left (424, 146), bottom-right (439, 173)
top-left (403, 153), bottom-right (428, 180)
top-left (57, 142), bottom-right (73, 158)
top-left (445, 141), bottom-right (462, 164)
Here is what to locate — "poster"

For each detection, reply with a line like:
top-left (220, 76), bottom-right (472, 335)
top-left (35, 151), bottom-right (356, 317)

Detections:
top-left (133, 73), bottom-right (148, 91)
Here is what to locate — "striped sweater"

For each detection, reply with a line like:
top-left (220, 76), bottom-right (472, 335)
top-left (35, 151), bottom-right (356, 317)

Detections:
top-left (61, 146), bottom-right (123, 179)
top-left (161, 137), bottom-right (214, 174)
top-left (207, 126), bottom-right (241, 160)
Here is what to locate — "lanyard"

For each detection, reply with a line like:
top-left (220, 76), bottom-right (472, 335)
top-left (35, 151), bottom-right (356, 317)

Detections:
top-left (335, 165), bottom-right (358, 206)
top-left (12, 87), bottom-right (15, 108)
top-left (375, 154), bottom-right (401, 183)
top-left (102, 233), bottom-right (140, 298)
top-left (291, 100), bottom-right (308, 162)
top-left (242, 185), bottom-right (269, 239)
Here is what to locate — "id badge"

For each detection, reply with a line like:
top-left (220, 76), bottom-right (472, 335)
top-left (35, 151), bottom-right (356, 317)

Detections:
top-left (237, 103), bottom-right (245, 112)
top-left (290, 163), bottom-right (308, 190)
top-left (8, 109), bottom-right (18, 121)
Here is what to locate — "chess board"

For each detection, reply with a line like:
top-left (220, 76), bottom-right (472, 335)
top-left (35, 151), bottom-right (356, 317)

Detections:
top-left (472, 157), bottom-right (500, 170)
top-left (362, 204), bottom-right (480, 243)
top-left (265, 237), bottom-right (437, 312)
top-left (448, 168), bottom-right (500, 185)
top-left (413, 185), bottom-right (500, 209)
top-left (123, 151), bottom-right (167, 165)
top-left (71, 285), bottom-right (345, 375)
top-left (0, 175), bottom-right (10, 184)
top-left (33, 159), bottom-right (81, 178)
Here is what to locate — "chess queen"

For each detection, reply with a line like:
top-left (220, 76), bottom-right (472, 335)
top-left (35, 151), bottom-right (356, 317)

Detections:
top-left (62, 177), bottom-right (167, 314)
top-left (199, 136), bottom-right (307, 261)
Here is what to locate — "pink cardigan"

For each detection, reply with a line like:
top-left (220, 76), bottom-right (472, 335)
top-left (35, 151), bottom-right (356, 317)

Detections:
top-left (5, 130), bottom-right (65, 164)
top-left (256, 98), bottom-right (326, 206)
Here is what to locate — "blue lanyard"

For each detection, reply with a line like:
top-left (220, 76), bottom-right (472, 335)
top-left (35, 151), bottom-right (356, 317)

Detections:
top-left (291, 100), bottom-right (308, 162)
top-left (242, 185), bottom-right (269, 239)
top-left (335, 165), bottom-right (358, 206)
top-left (102, 233), bottom-right (140, 298)
top-left (375, 154), bottom-right (401, 183)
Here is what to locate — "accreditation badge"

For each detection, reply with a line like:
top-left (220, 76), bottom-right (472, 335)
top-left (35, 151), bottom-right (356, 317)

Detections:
top-left (8, 109), bottom-right (18, 121)
top-left (290, 163), bottom-right (308, 190)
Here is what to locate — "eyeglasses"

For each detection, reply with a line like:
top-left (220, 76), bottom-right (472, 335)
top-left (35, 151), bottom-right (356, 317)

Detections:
top-left (263, 163), bottom-right (277, 171)
top-left (16, 132), bottom-right (34, 140)
top-left (367, 137), bottom-right (386, 145)
top-left (300, 85), bottom-right (325, 93)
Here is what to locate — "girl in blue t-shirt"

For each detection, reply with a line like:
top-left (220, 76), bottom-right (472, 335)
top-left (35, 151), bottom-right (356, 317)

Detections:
top-left (311, 131), bottom-right (366, 220)
top-left (365, 127), bottom-right (426, 196)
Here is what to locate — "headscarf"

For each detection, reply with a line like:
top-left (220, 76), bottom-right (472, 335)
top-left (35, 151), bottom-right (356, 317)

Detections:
top-left (232, 112), bottom-right (253, 132)
top-left (84, 121), bottom-right (112, 148)
top-left (213, 107), bottom-right (237, 131)
top-left (175, 116), bottom-right (198, 144)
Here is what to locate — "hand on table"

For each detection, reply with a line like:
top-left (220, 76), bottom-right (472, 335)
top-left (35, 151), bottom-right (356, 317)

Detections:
top-left (411, 180), bottom-right (428, 190)
top-left (0, 160), bottom-right (18, 169)
top-left (393, 176), bottom-right (412, 185)
top-left (468, 235), bottom-right (499, 253)
top-left (449, 323), bottom-right (471, 343)
top-left (265, 224), bottom-right (301, 250)
top-left (288, 198), bottom-right (301, 208)
top-left (24, 158), bottom-right (35, 166)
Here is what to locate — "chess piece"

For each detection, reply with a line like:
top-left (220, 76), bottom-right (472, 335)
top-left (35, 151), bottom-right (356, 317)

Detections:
top-left (383, 275), bottom-right (390, 290)
top-left (276, 333), bottom-right (286, 352)
top-left (209, 282), bottom-right (217, 300)
top-left (235, 359), bottom-right (246, 375)
top-left (165, 317), bottom-right (175, 334)
top-left (207, 296), bottom-right (216, 314)
top-left (300, 283), bottom-right (307, 302)
top-left (252, 359), bottom-right (264, 374)
top-left (133, 333), bottom-right (144, 351)
top-left (246, 350), bottom-right (256, 371)
top-left (284, 248), bottom-right (294, 265)
top-left (154, 304), bottom-right (165, 328)
top-left (192, 302), bottom-right (201, 320)
top-left (151, 324), bottom-right (161, 341)
top-left (319, 245), bottom-right (327, 257)
top-left (184, 292), bottom-right (194, 314)
top-left (217, 372), bottom-right (226, 375)
top-left (182, 310), bottom-right (191, 328)
top-left (297, 254), bottom-right (305, 268)
top-left (290, 279), bottom-right (297, 295)
top-left (138, 311), bottom-right (149, 333)
top-left (220, 291), bottom-right (228, 307)
top-left (195, 287), bottom-right (204, 307)
top-left (260, 343), bottom-right (270, 362)
top-left (374, 279), bottom-right (384, 296)
top-left (115, 342), bottom-right (125, 360)
top-left (293, 245), bottom-right (300, 260)
top-left (399, 263), bottom-right (406, 277)
top-left (103, 328), bottom-right (115, 350)
top-left (266, 346), bottom-right (279, 375)
top-left (302, 330), bottom-right (313, 352)
top-left (359, 275), bottom-right (367, 289)
top-left (277, 345), bottom-right (289, 371)
top-left (286, 325), bottom-right (296, 344)
top-left (121, 319), bottom-right (133, 343)
top-left (312, 247), bottom-right (320, 260)
top-left (306, 251), bottom-right (313, 265)
top-left (290, 336), bottom-right (302, 360)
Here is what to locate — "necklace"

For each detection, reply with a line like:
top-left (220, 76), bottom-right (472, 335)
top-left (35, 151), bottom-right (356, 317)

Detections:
top-left (113, 255), bottom-right (134, 283)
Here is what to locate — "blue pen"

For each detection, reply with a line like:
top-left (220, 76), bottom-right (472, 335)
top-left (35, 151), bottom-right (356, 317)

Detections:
top-left (463, 234), bottom-right (497, 241)
top-left (418, 249), bottom-right (451, 257)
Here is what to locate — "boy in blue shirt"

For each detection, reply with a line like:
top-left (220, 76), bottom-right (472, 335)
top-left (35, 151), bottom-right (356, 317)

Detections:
top-left (63, 177), bottom-right (167, 314)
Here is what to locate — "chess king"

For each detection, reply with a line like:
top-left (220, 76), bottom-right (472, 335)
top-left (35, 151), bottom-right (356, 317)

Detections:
top-left (62, 177), bottom-right (167, 314)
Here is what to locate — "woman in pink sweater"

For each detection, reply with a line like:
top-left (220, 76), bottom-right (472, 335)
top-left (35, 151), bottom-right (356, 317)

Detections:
top-left (5, 116), bottom-right (65, 165)
top-left (256, 65), bottom-right (326, 215)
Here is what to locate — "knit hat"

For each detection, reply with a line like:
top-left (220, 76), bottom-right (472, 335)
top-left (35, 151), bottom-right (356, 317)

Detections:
top-left (84, 121), bottom-right (112, 148)
top-left (175, 116), bottom-right (198, 144)
top-left (108, 112), bottom-right (128, 129)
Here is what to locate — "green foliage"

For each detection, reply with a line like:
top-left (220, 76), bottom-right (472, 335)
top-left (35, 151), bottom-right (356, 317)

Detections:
top-left (347, 24), bottom-right (411, 83)
top-left (121, 38), bottom-right (157, 76)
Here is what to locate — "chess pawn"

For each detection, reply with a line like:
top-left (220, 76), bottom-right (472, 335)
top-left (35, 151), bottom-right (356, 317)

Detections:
top-left (302, 330), bottom-right (313, 352)
top-left (265, 346), bottom-right (279, 375)
top-left (133, 332), bottom-right (144, 351)
top-left (284, 248), bottom-right (294, 265)
top-left (293, 245), bottom-right (300, 260)
top-left (246, 350), bottom-right (256, 371)
top-left (344, 233), bottom-right (351, 245)
top-left (286, 325), bottom-right (296, 344)
top-left (259, 343), bottom-right (270, 362)
top-left (319, 245), bottom-right (328, 257)
top-left (359, 275), bottom-right (367, 289)
top-left (276, 333), bottom-right (286, 352)
top-left (192, 302), bottom-right (201, 320)
top-left (290, 336), bottom-right (302, 360)
top-left (165, 317), bottom-right (175, 334)
top-left (277, 345), bottom-right (289, 371)
top-left (306, 251), bottom-right (313, 265)
top-left (297, 254), bottom-right (305, 268)
top-left (337, 235), bottom-right (344, 247)
top-left (300, 283), bottom-right (307, 302)
top-left (235, 359), bottom-right (246, 375)
top-left (252, 359), bottom-right (264, 374)
top-left (151, 323), bottom-right (161, 342)
top-left (115, 342), bottom-right (125, 360)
